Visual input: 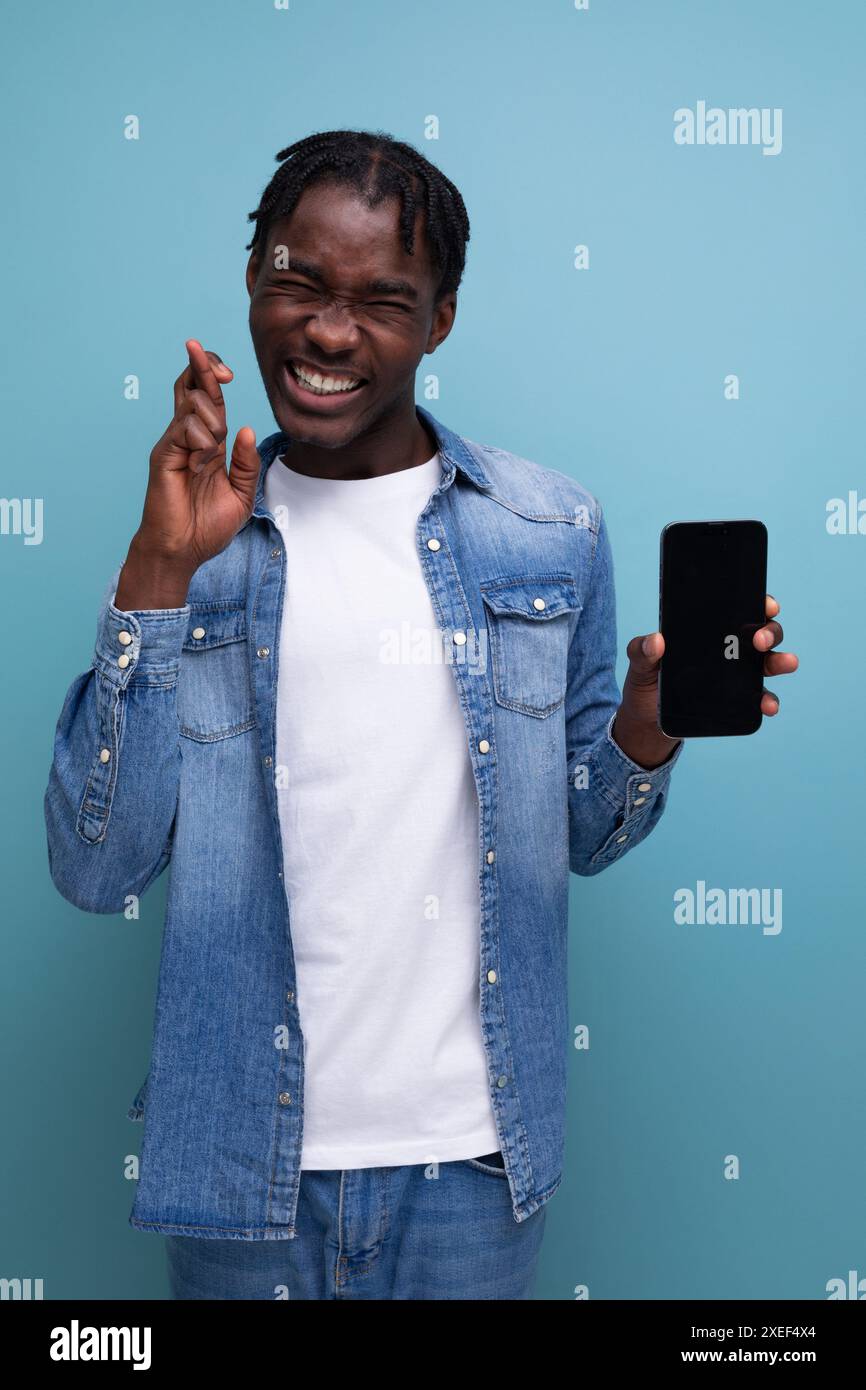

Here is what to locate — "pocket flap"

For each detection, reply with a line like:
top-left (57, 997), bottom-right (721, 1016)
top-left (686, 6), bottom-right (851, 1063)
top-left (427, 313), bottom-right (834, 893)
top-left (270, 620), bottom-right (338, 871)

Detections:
top-left (182, 602), bottom-right (247, 651)
top-left (480, 575), bottom-right (580, 621)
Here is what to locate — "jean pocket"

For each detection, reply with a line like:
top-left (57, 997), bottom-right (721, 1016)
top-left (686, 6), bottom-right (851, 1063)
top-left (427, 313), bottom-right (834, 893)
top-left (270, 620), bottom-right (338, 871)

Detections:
top-left (480, 575), bottom-right (581, 718)
top-left (176, 602), bottom-right (257, 742)
top-left (464, 1151), bottom-right (509, 1177)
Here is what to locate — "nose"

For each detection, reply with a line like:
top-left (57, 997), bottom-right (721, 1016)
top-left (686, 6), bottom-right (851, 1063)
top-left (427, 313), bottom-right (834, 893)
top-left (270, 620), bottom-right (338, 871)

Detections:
top-left (304, 302), bottom-right (362, 353)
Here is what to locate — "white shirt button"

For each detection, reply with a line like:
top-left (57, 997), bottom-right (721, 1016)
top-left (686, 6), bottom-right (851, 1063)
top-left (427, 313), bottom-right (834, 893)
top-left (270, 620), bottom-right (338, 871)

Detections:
top-left (99, 748), bottom-right (111, 763)
top-left (637, 782), bottom-right (651, 792)
top-left (117, 630), bottom-right (133, 646)
top-left (486, 849), bottom-right (495, 864)
top-left (487, 970), bottom-right (497, 984)
top-left (532, 597), bottom-right (546, 611)
top-left (191, 626), bottom-right (206, 640)
top-left (117, 654), bottom-right (130, 669)
top-left (478, 739), bottom-right (490, 754)
top-left (634, 796), bottom-right (646, 806)
top-left (616, 834), bottom-right (628, 843)
top-left (426, 538), bottom-right (441, 551)
top-left (453, 630), bottom-right (467, 645)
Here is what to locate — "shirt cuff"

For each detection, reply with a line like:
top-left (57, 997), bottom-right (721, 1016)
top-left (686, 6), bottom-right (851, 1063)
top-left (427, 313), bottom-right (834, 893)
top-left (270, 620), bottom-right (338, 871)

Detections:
top-left (94, 590), bottom-right (191, 686)
top-left (591, 710), bottom-right (684, 805)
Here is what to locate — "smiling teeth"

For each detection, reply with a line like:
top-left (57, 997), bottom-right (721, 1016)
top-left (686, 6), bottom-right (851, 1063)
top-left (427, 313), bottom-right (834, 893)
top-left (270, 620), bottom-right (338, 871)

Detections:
top-left (292, 363), bottom-right (361, 394)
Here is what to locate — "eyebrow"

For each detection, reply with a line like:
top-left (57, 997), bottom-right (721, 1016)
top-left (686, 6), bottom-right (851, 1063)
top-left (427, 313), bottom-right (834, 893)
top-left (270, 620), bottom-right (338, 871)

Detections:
top-left (273, 254), bottom-right (419, 302)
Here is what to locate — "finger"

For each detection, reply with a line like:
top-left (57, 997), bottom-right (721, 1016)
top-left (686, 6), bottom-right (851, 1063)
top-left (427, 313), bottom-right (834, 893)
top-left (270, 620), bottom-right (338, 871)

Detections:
top-left (173, 360), bottom-right (230, 415)
top-left (754, 619), bottom-right (783, 651)
top-left (761, 687), bottom-right (780, 715)
top-left (174, 350), bottom-right (232, 414)
top-left (183, 339), bottom-right (233, 408)
top-left (185, 339), bottom-right (228, 408)
top-left (183, 414), bottom-right (221, 471)
top-left (765, 594), bottom-right (780, 618)
top-left (763, 650), bottom-right (799, 676)
top-left (176, 387), bottom-right (228, 444)
top-left (227, 427), bottom-right (260, 511)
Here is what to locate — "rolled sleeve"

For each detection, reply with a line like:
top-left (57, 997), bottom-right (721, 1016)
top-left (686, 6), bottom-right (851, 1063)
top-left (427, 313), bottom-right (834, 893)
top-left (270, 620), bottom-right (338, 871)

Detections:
top-left (44, 566), bottom-right (190, 910)
top-left (578, 712), bottom-right (684, 871)
top-left (567, 503), bottom-right (684, 875)
top-left (95, 584), bottom-right (190, 686)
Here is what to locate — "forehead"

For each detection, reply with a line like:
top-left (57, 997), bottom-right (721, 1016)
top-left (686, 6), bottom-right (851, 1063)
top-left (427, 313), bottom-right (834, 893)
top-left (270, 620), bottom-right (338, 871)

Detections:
top-left (263, 180), bottom-right (436, 293)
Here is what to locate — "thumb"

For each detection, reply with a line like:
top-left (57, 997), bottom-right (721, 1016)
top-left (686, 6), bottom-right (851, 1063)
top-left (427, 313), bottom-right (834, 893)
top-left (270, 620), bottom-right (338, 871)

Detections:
top-left (227, 426), bottom-right (259, 513)
top-left (624, 631), bottom-right (664, 686)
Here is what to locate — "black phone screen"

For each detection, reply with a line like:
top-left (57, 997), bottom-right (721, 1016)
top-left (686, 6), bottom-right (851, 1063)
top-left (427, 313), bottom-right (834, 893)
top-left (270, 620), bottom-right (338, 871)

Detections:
top-left (658, 520), bottom-right (767, 738)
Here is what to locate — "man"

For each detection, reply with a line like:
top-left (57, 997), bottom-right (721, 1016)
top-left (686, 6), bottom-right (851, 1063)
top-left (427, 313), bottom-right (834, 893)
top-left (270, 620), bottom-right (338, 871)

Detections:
top-left (44, 129), bottom-right (797, 1300)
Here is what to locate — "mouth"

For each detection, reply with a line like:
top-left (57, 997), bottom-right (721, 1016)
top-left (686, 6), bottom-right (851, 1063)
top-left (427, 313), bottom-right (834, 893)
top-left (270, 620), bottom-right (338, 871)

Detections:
top-left (281, 357), bottom-right (370, 411)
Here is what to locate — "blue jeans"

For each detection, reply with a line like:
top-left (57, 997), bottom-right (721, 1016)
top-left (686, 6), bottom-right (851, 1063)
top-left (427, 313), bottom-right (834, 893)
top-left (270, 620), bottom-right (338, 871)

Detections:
top-left (165, 1153), bottom-right (547, 1299)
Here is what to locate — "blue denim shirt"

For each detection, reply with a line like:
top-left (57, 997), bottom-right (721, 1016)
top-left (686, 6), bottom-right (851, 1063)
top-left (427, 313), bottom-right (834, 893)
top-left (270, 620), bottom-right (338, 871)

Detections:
top-left (44, 404), bottom-right (684, 1239)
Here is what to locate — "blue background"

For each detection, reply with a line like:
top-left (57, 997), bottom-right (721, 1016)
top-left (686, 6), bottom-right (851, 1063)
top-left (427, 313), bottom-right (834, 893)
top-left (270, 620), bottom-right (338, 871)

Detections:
top-left (1, 0), bottom-right (862, 1299)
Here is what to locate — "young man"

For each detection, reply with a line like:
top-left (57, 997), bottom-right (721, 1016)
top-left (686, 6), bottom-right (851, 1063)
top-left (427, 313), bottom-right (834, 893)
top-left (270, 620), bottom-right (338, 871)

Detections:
top-left (44, 129), bottom-right (797, 1301)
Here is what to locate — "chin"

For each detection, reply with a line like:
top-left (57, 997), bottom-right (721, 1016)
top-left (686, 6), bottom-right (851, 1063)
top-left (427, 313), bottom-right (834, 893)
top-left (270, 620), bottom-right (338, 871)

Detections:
top-left (273, 408), bottom-right (361, 450)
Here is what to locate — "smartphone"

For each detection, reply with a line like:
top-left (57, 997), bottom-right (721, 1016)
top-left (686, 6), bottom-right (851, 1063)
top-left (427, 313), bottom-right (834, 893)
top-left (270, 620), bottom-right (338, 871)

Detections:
top-left (658, 520), bottom-right (768, 738)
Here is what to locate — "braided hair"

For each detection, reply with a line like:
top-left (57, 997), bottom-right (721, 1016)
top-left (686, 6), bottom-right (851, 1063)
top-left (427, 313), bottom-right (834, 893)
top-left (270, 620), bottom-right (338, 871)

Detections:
top-left (246, 129), bottom-right (470, 301)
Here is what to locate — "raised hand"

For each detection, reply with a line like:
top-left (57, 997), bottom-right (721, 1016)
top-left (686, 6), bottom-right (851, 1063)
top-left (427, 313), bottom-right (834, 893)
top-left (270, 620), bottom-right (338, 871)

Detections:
top-left (114, 340), bottom-right (260, 609)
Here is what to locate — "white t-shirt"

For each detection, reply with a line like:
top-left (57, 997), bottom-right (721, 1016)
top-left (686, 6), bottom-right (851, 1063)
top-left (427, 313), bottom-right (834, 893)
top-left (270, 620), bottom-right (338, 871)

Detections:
top-left (263, 449), bottom-right (500, 1170)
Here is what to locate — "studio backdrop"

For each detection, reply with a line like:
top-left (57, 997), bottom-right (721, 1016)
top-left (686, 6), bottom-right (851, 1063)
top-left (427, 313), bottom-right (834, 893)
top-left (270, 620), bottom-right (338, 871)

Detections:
top-left (1, 0), bottom-right (861, 1300)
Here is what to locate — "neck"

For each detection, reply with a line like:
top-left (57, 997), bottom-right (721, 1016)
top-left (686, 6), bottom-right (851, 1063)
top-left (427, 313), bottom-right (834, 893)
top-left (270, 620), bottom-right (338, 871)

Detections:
top-left (279, 398), bottom-right (437, 480)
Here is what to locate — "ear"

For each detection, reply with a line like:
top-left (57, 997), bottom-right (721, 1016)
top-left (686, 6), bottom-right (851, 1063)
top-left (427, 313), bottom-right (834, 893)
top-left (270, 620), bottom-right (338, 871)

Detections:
top-left (426, 292), bottom-right (457, 354)
top-left (245, 251), bottom-right (260, 300)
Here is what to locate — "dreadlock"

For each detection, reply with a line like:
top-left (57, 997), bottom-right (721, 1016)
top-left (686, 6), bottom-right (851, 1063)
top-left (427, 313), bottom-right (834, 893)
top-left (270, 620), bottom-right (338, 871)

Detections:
top-left (246, 129), bottom-right (470, 301)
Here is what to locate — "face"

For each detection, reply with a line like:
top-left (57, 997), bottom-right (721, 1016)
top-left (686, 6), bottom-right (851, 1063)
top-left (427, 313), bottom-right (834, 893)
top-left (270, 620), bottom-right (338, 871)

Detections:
top-left (246, 180), bottom-right (456, 449)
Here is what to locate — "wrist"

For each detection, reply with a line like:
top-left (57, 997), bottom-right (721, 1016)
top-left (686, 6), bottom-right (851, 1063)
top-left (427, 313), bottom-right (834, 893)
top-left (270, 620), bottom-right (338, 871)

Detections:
top-left (113, 539), bottom-right (196, 611)
top-left (611, 711), bottom-right (681, 770)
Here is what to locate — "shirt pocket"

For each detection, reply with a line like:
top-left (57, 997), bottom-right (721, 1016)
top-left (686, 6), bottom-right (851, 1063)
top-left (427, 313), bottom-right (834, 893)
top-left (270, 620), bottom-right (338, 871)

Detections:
top-left (480, 575), bottom-right (582, 719)
top-left (176, 601), bottom-right (257, 742)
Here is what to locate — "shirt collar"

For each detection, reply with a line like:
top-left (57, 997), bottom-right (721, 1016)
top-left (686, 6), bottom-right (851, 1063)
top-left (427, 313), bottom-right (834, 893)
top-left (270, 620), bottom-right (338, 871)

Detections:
top-left (244, 403), bottom-right (492, 529)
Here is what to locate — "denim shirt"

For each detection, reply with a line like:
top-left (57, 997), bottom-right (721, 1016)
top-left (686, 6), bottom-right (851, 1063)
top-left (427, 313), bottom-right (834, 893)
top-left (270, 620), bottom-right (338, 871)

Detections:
top-left (44, 404), bottom-right (684, 1239)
